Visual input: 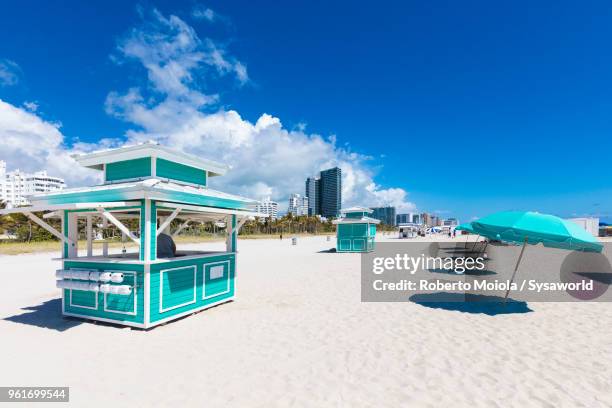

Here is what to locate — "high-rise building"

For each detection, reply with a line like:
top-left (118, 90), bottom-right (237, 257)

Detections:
top-left (431, 216), bottom-right (442, 226)
top-left (443, 218), bottom-right (459, 226)
top-left (371, 206), bottom-right (397, 226)
top-left (255, 197), bottom-right (279, 220)
top-left (319, 167), bottom-right (342, 218)
top-left (305, 177), bottom-right (320, 216)
top-left (288, 193), bottom-right (309, 216)
top-left (0, 160), bottom-right (66, 208)
top-left (305, 167), bottom-right (342, 218)
top-left (429, 216), bottom-right (437, 226)
top-left (396, 214), bottom-right (407, 224)
top-left (396, 213), bottom-right (417, 225)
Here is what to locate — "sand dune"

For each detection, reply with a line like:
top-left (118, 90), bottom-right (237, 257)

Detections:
top-left (0, 235), bottom-right (611, 407)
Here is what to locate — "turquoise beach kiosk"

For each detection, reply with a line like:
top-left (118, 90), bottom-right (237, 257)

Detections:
top-left (332, 207), bottom-right (380, 252)
top-left (0, 143), bottom-right (264, 329)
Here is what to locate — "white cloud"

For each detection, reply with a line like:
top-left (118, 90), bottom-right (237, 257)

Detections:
top-left (192, 5), bottom-right (215, 22)
top-left (22, 101), bottom-right (38, 112)
top-left (0, 59), bottom-right (21, 87)
top-left (105, 9), bottom-right (415, 213)
top-left (110, 8), bottom-right (247, 99)
top-left (234, 61), bottom-right (248, 84)
top-left (0, 99), bottom-right (100, 185)
top-left (191, 4), bottom-right (232, 27)
top-left (0, 8), bottom-right (415, 215)
top-left (200, 39), bottom-right (248, 84)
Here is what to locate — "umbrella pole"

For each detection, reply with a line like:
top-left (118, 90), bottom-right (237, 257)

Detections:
top-left (504, 236), bottom-right (528, 302)
top-left (471, 235), bottom-right (481, 251)
top-left (477, 240), bottom-right (486, 253)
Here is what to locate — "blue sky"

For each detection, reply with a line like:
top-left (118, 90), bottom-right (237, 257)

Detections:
top-left (0, 1), bottom-right (611, 222)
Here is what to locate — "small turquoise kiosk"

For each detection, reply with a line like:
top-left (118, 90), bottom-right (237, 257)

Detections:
top-left (333, 207), bottom-right (380, 252)
top-left (0, 143), bottom-right (264, 329)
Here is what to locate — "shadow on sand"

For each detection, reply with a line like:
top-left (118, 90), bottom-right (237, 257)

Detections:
top-left (409, 292), bottom-right (533, 316)
top-left (4, 298), bottom-right (82, 332)
top-left (440, 248), bottom-right (481, 254)
top-left (318, 248), bottom-right (337, 253)
top-left (574, 272), bottom-right (612, 285)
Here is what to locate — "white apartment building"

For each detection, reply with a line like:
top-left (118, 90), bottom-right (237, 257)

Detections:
top-left (0, 160), bottom-right (66, 208)
top-left (566, 217), bottom-right (599, 237)
top-left (443, 218), bottom-right (459, 227)
top-left (287, 193), bottom-right (309, 216)
top-left (255, 196), bottom-right (279, 220)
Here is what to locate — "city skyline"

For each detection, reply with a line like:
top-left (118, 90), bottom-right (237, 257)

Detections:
top-left (287, 193), bottom-right (308, 217)
top-left (305, 167), bottom-right (342, 218)
top-left (0, 160), bottom-right (65, 208)
top-left (1, 156), bottom-right (570, 229)
top-left (0, 157), bottom-right (425, 218)
top-left (254, 196), bottom-right (279, 220)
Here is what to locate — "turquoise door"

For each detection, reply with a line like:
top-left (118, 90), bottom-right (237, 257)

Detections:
top-left (337, 223), bottom-right (372, 252)
top-left (338, 240), bottom-right (351, 251)
top-left (337, 224), bottom-right (352, 251)
top-left (203, 261), bottom-right (231, 299)
top-left (352, 239), bottom-right (365, 251)
top-left (105, 272), bottom-right (137, 314)
top-left (352, 224), bottom-right (366, 251)
top-left (160, 266), bottom-right (197, 312)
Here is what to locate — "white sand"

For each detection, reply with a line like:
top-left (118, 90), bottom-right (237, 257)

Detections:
top-left (1, 235), bottom-right (611, 407)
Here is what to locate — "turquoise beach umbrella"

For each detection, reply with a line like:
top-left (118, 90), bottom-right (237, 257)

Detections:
top-left (471, 211), bottom-right (603, 300)
top-left (455, 223), bottom-right (475, 233)
top-left (472, 211), bottom-right (602, 253)
top-left (455, 222), bottom-right (476, 234)
top-left (455, 222), bottom-right (480, 249)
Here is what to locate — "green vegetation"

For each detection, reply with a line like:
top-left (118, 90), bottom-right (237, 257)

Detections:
top-left (240, 214), bottom-right (335, 235)
top-left (0, 207), bottom-right (395, 255)
top-left (0, 211), bottom-right (336, 254)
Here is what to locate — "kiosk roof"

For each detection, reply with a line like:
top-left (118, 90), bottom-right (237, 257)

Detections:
top-left (25, 179), bottom-right (256, 211)
top-left (74, 142), bottom-right (228, 177)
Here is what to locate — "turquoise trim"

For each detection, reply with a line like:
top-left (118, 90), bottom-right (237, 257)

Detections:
top-left (150, 201), bottom-right (157, 261)
top-left (70, 290), bottom-right (96, 308)
top-left (65, 206), bottom-right (142, 213)
top-left (62, 261), bottom-right (145, 324)
top-left (204, 262), bottom-right (231, 298)
top-left (62, 211), bottom-right (68, 258)
top-left (369, 224), bottom-right (377, 237)
top-left (38, 188), bottom-right (250, 211)
top-left (106, 158), bottom-right (152, 182)
top-left (336, 222), bottom-right (376, 253)
top-left (139, 201), bottom-right (146, 261)
top-left (149, 254), bottom-right (235, 323)
top-left (153, 191), bottom-right (249, 210)
top-left (231, 215), bottom-right (237, 251)
top-left (157, 158), bottom-right (207, 186)
top-left (40, 190), bottom-right (133, 205)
